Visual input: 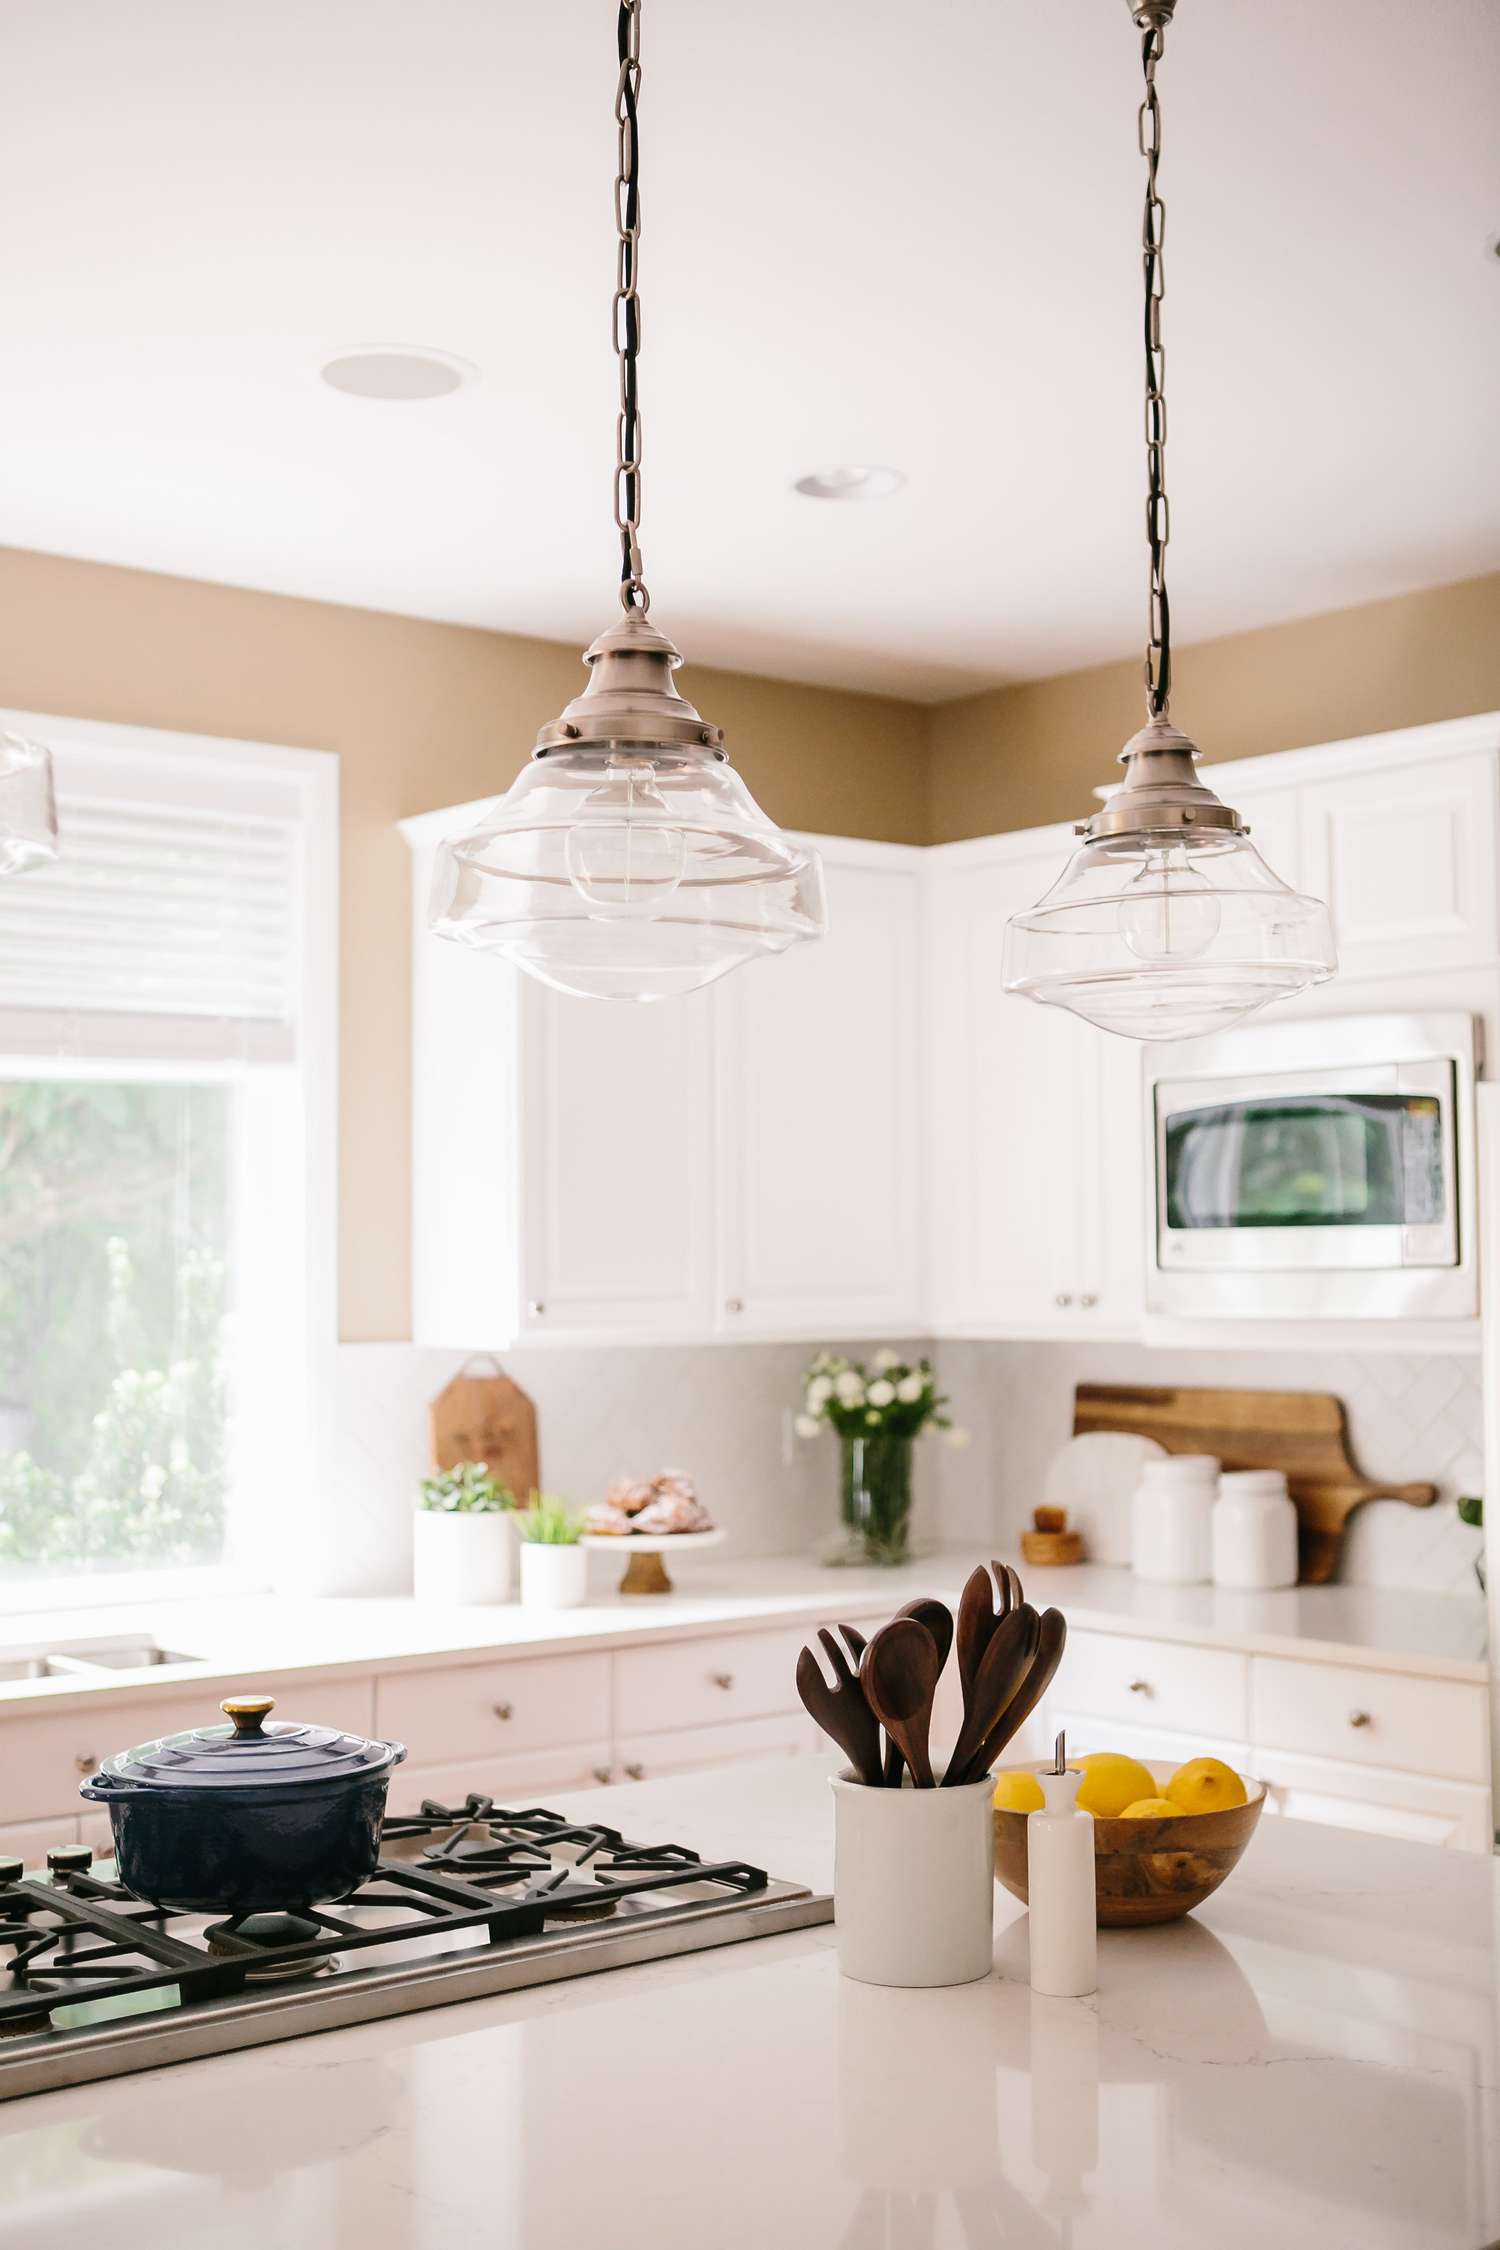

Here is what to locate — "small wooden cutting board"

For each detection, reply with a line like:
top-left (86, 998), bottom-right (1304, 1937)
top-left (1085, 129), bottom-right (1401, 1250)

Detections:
top-left (1073, 1383), bottom-right (1437, 1584)
top-left (430, 1360), bottom-right (539, 1507)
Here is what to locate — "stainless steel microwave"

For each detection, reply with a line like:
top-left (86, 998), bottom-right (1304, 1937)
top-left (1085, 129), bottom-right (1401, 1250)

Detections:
top-left (1146, 1011), bottom-right (1478, 1319)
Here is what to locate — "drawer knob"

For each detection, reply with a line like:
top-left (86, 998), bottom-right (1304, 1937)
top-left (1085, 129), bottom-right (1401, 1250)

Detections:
top-left (623, 1762), bottom-right (645, 1780)
top-left (1054, 1293), bottom-right (1073, 1309)
top-left (74, 1752), bottom-right (98, 1775)
top-left (492, 1701), bottom-right (514, 1722)
top-left (590, 1765), bottom-right (612, 1785)
top-left (710, 1671), bottom-right (734, 1691)
top-left (1080, 1293), bottom-right (1098, 1309)
top-left (527, 1301), bottom-right (545, 1318)
top-left (1128, 1679), bottom-right (1153, 1697)
top-left (1348, 1709), bottom-right (1373, 1729)
top-left (725, 1298), bottom-right (744, 1315)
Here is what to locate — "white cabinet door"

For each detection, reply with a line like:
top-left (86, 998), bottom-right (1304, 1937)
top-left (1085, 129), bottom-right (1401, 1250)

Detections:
top-left (517, 980), bottom-right (717, 1338)
top-left (714, 845), bottom-right (923, 1336)
top-left (1300, 751), bottom-right (1499, 977)
top-left (927, 841), bottom-right (1145, 1339)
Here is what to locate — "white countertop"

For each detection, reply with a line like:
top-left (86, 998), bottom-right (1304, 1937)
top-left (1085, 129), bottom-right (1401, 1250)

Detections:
top-left (3, 1755), bottom-right (1496, 2250)
top-left (0, 1550), bottom-right (1484, 1714)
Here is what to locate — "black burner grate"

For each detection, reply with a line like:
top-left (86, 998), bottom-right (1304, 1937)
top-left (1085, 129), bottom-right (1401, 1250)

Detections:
top-left (0, 1795), bottom-right (769, 2037)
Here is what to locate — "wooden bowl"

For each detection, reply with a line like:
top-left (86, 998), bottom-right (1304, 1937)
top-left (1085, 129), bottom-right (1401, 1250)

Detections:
top-left (992, 1761), bottom-right (1266, 1928)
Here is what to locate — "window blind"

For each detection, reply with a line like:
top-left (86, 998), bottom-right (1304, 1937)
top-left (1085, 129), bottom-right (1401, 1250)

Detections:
top-left (0, 786), bottom-right (300, 1036)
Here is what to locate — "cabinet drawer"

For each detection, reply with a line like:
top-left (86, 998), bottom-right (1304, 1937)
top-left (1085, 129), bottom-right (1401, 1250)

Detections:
top-left (1250, 1656), bottom-right (1488, 1782)
top-left (1050, 1710), bottom-right (1248, 1774)
top-left (1252, 1744), bottom-right (1491, 1852)
top-left (613, 1628), bottom-right (805, 1735)
top-left (0, 1678), bottom-right (375, 1825)
top-left (614, 1714), bottom-right (817, 1784)
top-left (387, 1743), bottom-right (614, 1813)
top-left (0, 1815), bottom-right (81, 1869)
top-left (1053, 1631), bottom-right (1248, 1742)
top-left (375, 1652), bottom-right (610, 1768)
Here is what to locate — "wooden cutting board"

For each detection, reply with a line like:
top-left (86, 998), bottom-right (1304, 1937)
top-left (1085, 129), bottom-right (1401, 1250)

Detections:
top-left (1073, 1383), bottom-right (1437, 1584)
top-left (429, 1360), bottom-right (539, 1507)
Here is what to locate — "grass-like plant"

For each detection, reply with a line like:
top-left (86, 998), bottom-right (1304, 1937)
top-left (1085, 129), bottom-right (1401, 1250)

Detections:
top-left (516, 1492), bottom-right (584, 1545)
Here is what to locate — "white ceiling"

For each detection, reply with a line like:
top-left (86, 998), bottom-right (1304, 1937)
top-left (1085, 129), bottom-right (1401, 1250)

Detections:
top-left (5, 0), bottom-right (1498, 702)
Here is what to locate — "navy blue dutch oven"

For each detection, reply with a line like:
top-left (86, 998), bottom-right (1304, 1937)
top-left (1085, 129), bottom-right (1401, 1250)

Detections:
top-left (80, 1695), bottom-right (406, 1914)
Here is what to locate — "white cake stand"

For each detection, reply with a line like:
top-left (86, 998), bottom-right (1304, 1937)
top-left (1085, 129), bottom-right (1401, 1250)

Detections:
top-left (580, 1526), bottom-right (726, 1596)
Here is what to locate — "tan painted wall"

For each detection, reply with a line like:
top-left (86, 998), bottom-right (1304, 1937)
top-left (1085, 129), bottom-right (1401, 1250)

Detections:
top-left (926, 571), bottom-right (1500, 842)
top-left (0, 546), bottom-right (927, 1340)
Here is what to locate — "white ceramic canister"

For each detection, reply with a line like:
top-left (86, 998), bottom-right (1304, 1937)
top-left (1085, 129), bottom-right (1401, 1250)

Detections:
top-left (1212, 1469), bottom-right (1299, 1590)
top-left (1131, 1454), bottom-right (1219, 1584)
top-left (519, 1540), bottom-right (590, 1609)
top-left (412, 1509), bottom-right (515, 1605)
top-left (830, 1769), bottom-right (996, 1988)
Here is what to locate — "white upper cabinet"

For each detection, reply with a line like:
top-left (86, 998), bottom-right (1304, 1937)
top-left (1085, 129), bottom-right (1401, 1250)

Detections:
top-left (715, 842), bottom-right (922, 1337)
top-left (926, 836), bottom-right (1144, 1339)
top-left (403, 815), bottom-right (925, 1347)
top-left (1299, 749), bottom-right (1499, 978)
top-left (518, 980), bottom-right (716, 1338)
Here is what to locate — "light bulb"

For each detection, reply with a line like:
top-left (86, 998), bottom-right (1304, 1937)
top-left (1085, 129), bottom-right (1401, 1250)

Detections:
top-left (1119, 844), bottom-right (1222, 962)
top-left (562, 759), bottom-right (686, 923)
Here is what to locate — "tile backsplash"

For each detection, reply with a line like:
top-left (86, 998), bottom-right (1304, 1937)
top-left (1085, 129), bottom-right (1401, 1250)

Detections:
top-left (305, 1339), bottom-right (935, 1598)
top-left (935, 1340), bottom-right (1486, 1595)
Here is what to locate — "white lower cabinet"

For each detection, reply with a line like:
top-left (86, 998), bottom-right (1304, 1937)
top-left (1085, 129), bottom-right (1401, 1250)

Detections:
top-left (387, 1744), bottom-right (616, 1813)
top-left (613, 1714), bottom-right (817, 1785)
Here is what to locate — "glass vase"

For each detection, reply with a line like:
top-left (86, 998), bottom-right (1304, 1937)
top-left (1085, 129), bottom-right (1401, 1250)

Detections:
top-left (829, 1431), bottom-right (914, 1567)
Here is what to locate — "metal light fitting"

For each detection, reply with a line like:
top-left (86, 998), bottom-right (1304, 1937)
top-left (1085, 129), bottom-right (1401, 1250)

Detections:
top-left (1002, 0), bottom-right (1335, 1042)
top-left (428, 0), bottom-right (825, 1004)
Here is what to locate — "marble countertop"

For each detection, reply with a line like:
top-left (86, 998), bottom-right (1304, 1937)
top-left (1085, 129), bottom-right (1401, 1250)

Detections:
top-left (2, 1754), bottom-right (1496, 2250)
top-left (0, 1550), bottom-right (1485, 1713)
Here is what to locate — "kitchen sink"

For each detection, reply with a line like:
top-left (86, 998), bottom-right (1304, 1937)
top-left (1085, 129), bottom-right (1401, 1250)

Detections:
top-left (0, 1637), bottom-right (203, 1681)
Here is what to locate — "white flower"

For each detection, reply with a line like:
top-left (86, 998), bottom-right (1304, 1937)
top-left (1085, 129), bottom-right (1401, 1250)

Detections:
top-left (833, 1371), bottom-right (865, 1406)
top-left (895, 1374), bottom-right (924, 1404)
top-left (872, 1348), bottom-right (901, 1373)
top-left (806, 1375), bottom-right (834, 1408)
top-left (793, 1413), bottom-right (821, 1440)
top-left (867, 1379), bottom-right (895, 1408)
top-left (943, 1426), bottom-right (972, 1450)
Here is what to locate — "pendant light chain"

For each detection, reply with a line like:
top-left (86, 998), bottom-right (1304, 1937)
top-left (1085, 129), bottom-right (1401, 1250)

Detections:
top-left (614, 0), bottom-right (649, 615)
top-left (1139, 19), bottom-right (1171, 718)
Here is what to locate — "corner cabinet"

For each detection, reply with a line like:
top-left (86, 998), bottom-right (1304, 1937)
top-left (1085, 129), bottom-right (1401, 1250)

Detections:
top-left (401, 814), bottom-right (924, 1348)
top-left (924, 830), bottom-right (1145, 1340)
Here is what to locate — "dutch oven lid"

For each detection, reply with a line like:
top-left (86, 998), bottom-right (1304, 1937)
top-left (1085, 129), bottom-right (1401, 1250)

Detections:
top-left (98, 1697), bottom-right (404, 1792)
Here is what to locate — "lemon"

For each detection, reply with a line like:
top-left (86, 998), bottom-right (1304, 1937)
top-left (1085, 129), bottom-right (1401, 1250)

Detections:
top-left (992, 1770), bottom-right (1045, 1814)
top-left (1165, 1757), bottom-right (1247, 1814)
top-left (1074, 1752), bottom-right (1157, 1818)
top-left (1119, 1797), bottom-right (1180, 1819)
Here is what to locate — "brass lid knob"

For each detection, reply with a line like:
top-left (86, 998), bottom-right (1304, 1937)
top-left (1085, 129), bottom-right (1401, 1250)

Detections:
top-left (221, 1696), bottom-right (275, 1738)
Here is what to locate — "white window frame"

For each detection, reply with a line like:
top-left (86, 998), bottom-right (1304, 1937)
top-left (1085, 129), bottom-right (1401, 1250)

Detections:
top-left (0, 709), bottom-right (337, 1614)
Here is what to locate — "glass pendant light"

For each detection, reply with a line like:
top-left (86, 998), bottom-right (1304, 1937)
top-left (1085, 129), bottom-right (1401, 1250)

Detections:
top-left (1002, 0), bottom-right (1335, 1042)
top-left (0, 728), bottom-right (59, 874)
top-left (430, 0), bottom-right (826, 1003)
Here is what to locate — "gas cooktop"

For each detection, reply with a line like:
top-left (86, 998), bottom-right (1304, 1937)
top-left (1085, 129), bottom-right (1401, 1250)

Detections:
top-left (0, 1795), bottom-right (831, 2099)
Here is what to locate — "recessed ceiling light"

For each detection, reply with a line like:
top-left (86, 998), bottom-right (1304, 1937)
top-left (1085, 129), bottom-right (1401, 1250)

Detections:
top-left (793, 465), bottom-right (904, 502)
top-left (320, 346), bottom-right (476, 402)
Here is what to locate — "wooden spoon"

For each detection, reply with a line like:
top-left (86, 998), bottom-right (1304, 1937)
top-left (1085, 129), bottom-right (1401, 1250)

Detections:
top-left (944, 1605), bottom-right (1040, 1787)
top-left (961, 1607), bottom-right (1067, 1784)
top-left (796, 1628), bottom-right (883, 1786)
top-left (885, 1599), bottom-right (952, 1785)
top-left (859, 1618), bottom-right (941, 1790)
top-left (955, 1564), bottom-right (1001, 1707)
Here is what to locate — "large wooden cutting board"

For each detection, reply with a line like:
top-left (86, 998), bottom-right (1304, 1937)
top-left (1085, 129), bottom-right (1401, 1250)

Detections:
top-left (429, 1360), bottom-right (539, 1507)
top-left (1073, 1384), bottom-right (1437, 1584)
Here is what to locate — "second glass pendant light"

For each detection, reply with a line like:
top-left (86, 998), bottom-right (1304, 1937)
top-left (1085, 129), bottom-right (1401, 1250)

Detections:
top-left (431, 1), bottom-right (825, 1002)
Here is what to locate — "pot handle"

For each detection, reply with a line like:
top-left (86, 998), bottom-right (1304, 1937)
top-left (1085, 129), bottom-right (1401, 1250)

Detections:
top-left (77, 1768), bottom-right (127, 1801)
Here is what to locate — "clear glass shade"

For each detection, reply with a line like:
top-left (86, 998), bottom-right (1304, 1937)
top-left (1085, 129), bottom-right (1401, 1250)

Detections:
top-left (0, 730), bottom-right (59, 874)
top-left (430, 745), bottom-right (827, 1002)
top-left (1002, 824), bottom-right (1336, 1041)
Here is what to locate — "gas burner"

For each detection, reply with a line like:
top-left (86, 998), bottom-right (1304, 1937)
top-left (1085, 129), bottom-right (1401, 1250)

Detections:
top-left (204, 1911), bottom-right (340, 1984)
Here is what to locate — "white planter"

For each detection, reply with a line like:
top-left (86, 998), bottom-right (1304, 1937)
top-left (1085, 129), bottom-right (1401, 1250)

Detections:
top-left (830, 1769), bottom-right (996, 1988)
top-left (519, 1541), bottom-right (589, 1610)
top-left (412, 1509), bottom-right (515, 1605)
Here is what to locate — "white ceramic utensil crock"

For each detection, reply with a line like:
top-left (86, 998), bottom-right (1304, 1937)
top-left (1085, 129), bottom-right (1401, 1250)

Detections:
top-left (830, 1769), bottom-right (995, 1988)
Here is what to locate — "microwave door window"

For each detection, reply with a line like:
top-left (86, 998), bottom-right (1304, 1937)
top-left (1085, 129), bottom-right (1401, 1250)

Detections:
top-left (1164, 1096), bottom-right (1446, 1231)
